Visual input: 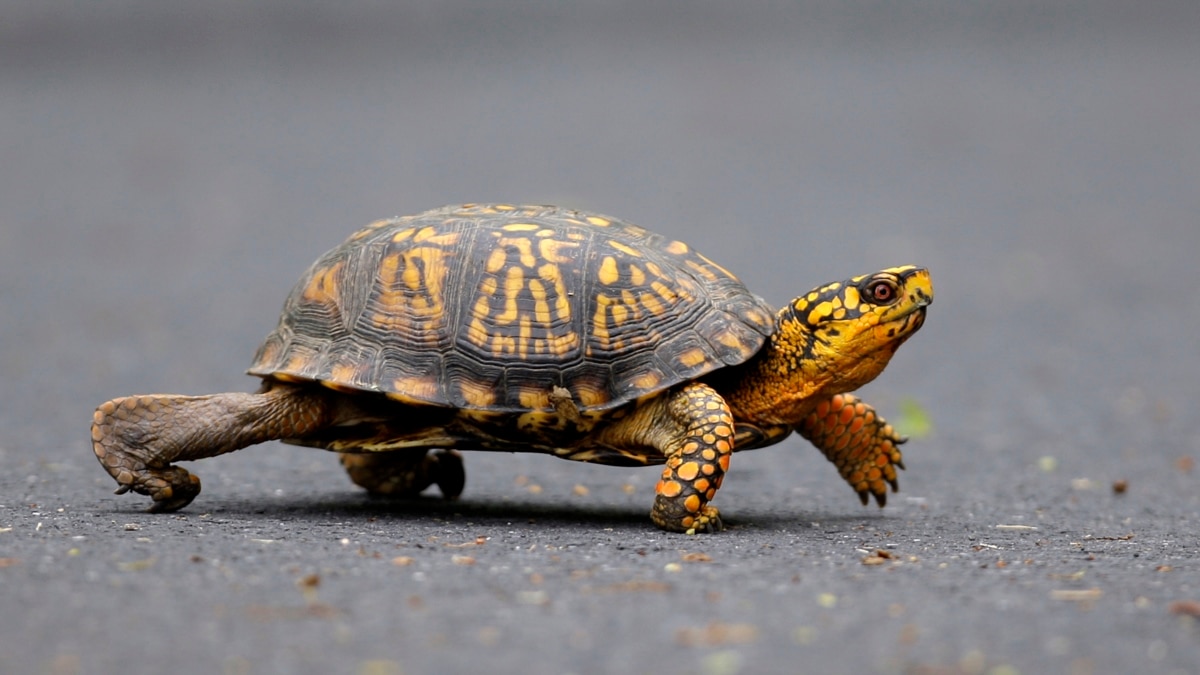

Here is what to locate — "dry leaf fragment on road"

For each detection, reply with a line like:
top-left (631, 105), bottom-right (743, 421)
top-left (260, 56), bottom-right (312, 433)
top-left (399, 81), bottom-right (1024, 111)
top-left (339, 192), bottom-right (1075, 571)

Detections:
top-left (1050, 588), bottom-right (1103, 601)
top-left (674, 622), bottom-right (759, 646)
top-left (1168, 600), bottom-right (1200, 617)
top-left (862, 549), bottom-right (894, 565)
top-left (445, 536), bottom-right (487, 548)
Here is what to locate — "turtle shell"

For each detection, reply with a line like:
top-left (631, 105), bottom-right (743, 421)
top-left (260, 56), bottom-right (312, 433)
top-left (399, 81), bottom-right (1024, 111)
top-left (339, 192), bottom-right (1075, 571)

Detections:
top-left (249, 204), bottom-right (776, 412)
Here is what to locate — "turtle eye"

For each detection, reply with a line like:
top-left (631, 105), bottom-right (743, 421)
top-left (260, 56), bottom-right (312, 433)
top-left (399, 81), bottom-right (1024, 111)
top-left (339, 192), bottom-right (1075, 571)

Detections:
top-left (864, 278), bottom-right (899, 305)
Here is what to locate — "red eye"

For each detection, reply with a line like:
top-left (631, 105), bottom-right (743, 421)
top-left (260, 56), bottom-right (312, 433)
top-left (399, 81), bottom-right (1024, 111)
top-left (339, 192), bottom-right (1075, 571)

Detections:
top-left (866, 279), bottom-right (898, 304)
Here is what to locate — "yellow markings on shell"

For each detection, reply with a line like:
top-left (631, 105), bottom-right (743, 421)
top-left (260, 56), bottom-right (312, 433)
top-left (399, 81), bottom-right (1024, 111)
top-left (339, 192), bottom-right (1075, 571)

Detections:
top-left (485, 247), bottom-right (508, 273)
top-left (537, 264), bottom-right (573, 322)
top-left (471, 295), bottom-right (490, 322)
top-left (494, 204), bottom-right (517, 211)
top-left (598, 256), bottom-right (620, 285)
top-left (390, 227), bottom-right (415, 243)
top-left (573, 384), bottom-right (609, 408)
top-left (491, 333), bottom-right (518, 356)
top-left (547, 329), bottom-right (579, 354)
top-left (677, 347), bottom-right (709, 369)
top-left (609, 302), bottom-right (630, 325)
top-left (714, 329), bottom-right (747, 352)
top-left (373, 247), bottom-right (448, 335)
top-left (639, 292), bottom-right (666, 317)
top-left (411, 226), bottom-right (460, 246)
top-left (494, 266), bottom-right (525, 324)
top-left (390, 376), bottom-right (440, 402)
top-left (283, 352), bottom-right (311, 375)
top-left (631, 372), bottom-right (661, 391)
top-left (665, 240), bottom-right (689, 255)
top-left (609, 240), bottom-right (643, 258)
top-left (459, 379), bottom-right (497, 408)
top-left (695, 253), bottom-right (737, 279)
top-left (518, 387), bottom-right (550, 410)
top-left (684, 259), bottom-right (720, 281)
top-left (497, 236), bottom-right (537, 267)
top-left (517, 316), bottom-right (533, 358)
top-left (592, 296), bottom-right (613, 344)
top-left (329, 363), bottom-right (360, 385)
top-left (528, 278), bottom-right (552, 325)
top-left (350, 218), bottom-right (395, 240)
top-left (501, 222), bottom-right (540, 232)
top-left (270, 372), bottom-right (305, 384)
top-left (628, 264), bottom-right (646, 286)
top-left (302, 260), bottom-right (342, 305)
top-left (538, 238), bottom-right (578, 264)
top-left (586, 216), bottom-right (611, 227)
top-left (401, 254), bottom-right (423, 290)
top-left (651, 280), bottom-right (678, 304)
top-left (466, 317), bottom-right (490, 346)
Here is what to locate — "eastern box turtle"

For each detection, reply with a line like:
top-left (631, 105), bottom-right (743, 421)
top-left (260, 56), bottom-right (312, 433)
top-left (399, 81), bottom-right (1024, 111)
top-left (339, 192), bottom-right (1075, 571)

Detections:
top-left (92, 203), bottom-right (932, 533)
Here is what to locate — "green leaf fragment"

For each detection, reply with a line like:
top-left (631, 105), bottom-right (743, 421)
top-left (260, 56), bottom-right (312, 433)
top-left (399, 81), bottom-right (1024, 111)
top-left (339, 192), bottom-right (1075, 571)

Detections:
top-left (893, 398), bottom-right (933, 439)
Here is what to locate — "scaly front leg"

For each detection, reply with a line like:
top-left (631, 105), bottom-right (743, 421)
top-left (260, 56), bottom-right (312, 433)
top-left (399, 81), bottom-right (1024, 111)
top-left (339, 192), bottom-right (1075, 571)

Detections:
top-left (597, 382), bottom-right (736, 533)
top-left (796, 393), bottom-right (906, 506)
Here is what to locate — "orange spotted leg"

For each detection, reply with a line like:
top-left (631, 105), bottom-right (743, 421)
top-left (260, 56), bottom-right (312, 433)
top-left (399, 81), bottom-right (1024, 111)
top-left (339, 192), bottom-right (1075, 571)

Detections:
top-left (796, 393), bottom-right (906, 506)
top-left (339, 450), bottom-right (465, 500)
top-left (648, 382), bottom-right (736, 533)
top-left (91, 384), bottom-right (332, 512)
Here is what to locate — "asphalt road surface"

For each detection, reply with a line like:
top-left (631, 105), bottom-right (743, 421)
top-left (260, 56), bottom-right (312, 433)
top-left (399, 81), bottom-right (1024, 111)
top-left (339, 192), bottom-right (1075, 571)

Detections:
top-left (2, 2), bottom-right (1199, 674)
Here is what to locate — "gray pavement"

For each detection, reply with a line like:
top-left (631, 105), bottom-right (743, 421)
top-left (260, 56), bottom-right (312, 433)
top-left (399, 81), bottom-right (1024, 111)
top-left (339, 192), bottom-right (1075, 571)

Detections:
top-left (2, 2), bottom-right (1199, 674)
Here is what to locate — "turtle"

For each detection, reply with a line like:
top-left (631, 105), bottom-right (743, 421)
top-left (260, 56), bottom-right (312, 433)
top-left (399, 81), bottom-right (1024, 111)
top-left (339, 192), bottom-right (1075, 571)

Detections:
top-left (92, 203), bottom-right (932, 533)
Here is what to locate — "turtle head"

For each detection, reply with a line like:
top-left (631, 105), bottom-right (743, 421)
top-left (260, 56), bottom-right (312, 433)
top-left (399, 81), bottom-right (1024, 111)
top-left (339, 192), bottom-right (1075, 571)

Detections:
top-left (767, 266), bottom-right (932, 408)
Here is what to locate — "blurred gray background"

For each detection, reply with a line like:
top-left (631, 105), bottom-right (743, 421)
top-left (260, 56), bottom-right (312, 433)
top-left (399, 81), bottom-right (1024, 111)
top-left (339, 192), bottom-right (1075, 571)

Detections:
top-left (1, 2), bottom-right (1198, 674)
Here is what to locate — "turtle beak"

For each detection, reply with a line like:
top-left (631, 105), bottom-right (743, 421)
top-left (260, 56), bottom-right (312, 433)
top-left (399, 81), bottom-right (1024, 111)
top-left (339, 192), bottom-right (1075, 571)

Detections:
top-left (897, 266), bottom-right (933, 309)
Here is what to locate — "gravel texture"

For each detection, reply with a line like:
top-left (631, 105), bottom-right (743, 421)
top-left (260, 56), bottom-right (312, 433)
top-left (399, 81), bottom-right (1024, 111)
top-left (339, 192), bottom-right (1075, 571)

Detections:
top-left (2, 3), bottom-right (1198, 674)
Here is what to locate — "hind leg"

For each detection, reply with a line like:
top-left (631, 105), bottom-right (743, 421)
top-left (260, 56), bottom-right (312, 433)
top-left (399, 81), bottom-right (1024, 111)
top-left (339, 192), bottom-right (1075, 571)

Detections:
top-left (92, 384), bottom-right (332, 511)
top-left (339, 450), bottom-right (465, 499)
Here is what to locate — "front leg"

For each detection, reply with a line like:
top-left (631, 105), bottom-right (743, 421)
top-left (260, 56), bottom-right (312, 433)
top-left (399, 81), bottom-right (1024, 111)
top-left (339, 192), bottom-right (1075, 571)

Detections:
top-left (598, 382), bottom-right (736, 533)
top-left (796, 393), bottom-right (906, 506)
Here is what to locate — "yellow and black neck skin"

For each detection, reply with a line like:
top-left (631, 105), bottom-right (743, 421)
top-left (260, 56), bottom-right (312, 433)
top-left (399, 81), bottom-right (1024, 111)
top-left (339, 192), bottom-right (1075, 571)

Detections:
top-left (725, 266), bottom-right (933, 426)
